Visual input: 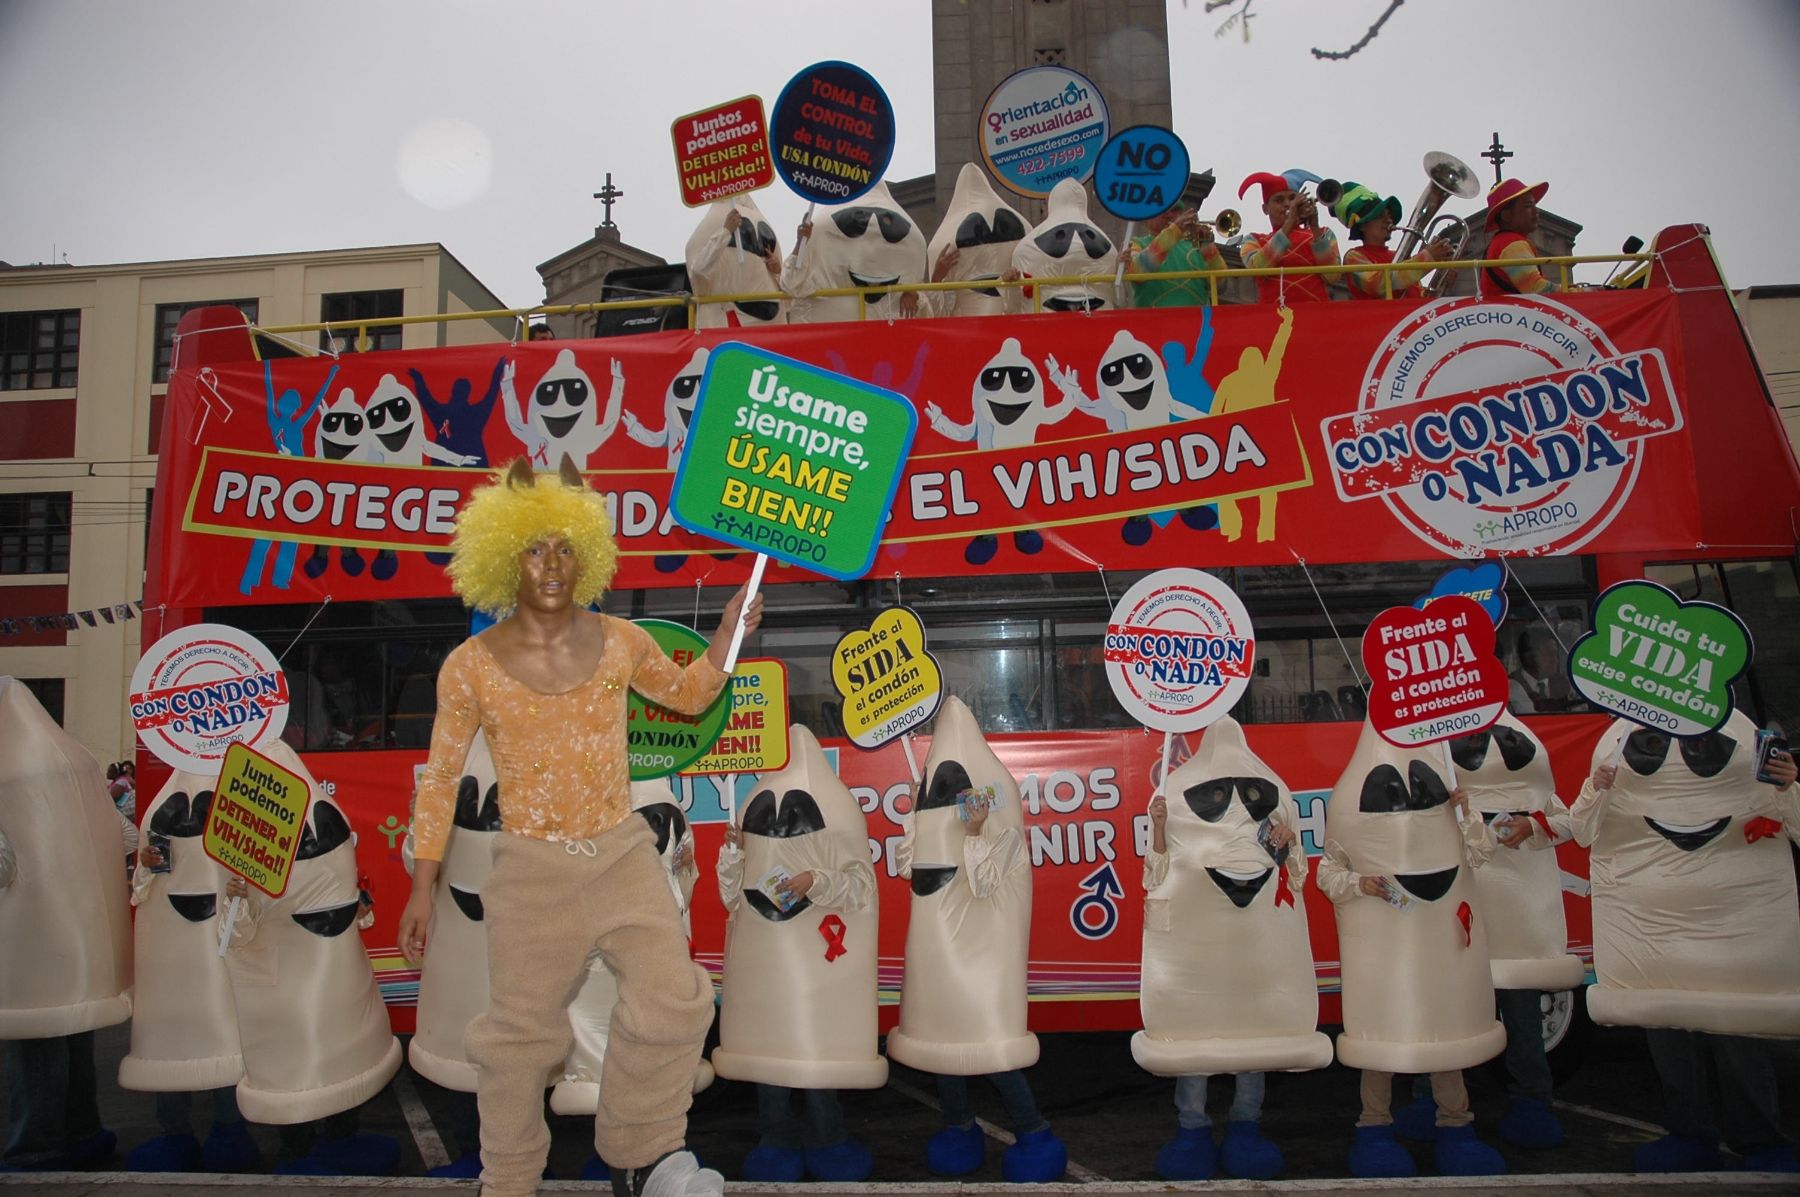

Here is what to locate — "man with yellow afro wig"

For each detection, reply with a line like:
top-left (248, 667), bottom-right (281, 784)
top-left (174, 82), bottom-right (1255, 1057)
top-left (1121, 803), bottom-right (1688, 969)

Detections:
top-left (400, 457), bottom-right (761, 1197)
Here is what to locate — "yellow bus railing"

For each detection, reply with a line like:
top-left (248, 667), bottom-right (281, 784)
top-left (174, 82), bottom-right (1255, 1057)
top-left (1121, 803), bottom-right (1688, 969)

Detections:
top-left (254, 250), bottom-right (1655, 353)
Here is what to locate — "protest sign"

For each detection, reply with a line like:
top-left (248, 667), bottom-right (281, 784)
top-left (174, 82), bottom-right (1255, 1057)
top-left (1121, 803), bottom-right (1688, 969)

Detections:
top-left (1566, 579), bottom-right (1752, 736)
top-left (1104, 568), bottom-right (1255, 733)
top-left (626, 619), bottom-right (732, 780)
top-left (205, 741), bottom-right (309, 898)
top-left (670, 342), bottom-right (917, 581)
top-left (770, 61), bottom-right (894, 205)
top-left (1362, 596), bottom-right (1509, 746)
top-left (129, 623), bottom-right (290, 771)
top-left (979, 65), bottom-right (1110, 197)
top-left (832, 606), bottom-right (944, 748)
top-left (687, 659), bottom-right (791, 776)
top-left (1093, 125), bottom-right (1189, 222)
top-left (671, 95), bottom-right (774, 206)
top-left (1414, 561), bottom-right (1509, 626)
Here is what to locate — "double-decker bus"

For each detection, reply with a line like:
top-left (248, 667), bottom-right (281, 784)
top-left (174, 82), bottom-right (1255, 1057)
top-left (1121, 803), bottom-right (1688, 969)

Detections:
top-left (146, 224), bottom-right (1800, 1076)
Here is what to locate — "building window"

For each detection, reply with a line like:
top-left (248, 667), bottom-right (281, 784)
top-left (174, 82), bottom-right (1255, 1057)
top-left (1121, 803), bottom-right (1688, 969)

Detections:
top-left (153, 299), bottom-right (259, 383)
top-left (320, 290), bottom-right (403, 354)
top-left (0, 492), bottom-right (72, 574)
top-left (0, 310), bottom-right (80, 391)
top-left (20, 678), bottom-right (65, 725)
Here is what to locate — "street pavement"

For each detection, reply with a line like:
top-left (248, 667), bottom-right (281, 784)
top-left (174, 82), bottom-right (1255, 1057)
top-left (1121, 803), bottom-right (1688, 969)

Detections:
top-left (2, 1020), bottom-right (1796, 1191)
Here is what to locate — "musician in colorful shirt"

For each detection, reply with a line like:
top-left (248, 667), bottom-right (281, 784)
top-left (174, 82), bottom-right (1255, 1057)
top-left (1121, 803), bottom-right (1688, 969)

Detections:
top-left (1333, 183), bottom-right (1455, 300)
top-left (1238, 170), bottom-right (1339, 304)
top-left (1482, 178), bottom-right (1559, 295)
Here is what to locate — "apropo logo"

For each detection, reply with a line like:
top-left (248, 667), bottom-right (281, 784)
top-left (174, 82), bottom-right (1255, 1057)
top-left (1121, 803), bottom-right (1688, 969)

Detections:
top-left (1324, 297), bottom-right (1685, 558)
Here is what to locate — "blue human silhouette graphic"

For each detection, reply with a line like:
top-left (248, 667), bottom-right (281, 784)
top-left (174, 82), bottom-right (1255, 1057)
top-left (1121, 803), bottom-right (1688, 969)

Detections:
top-left (241, 361), bottom-right (337, 595)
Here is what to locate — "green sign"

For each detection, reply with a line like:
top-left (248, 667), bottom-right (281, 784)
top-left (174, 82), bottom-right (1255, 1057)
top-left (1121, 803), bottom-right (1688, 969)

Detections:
top-left (1567, 580), bottom-right (1752, 737)
top-left (626, 618), bottom-right (732, 780)
top-left (670, 342), bottom-right (918, 581)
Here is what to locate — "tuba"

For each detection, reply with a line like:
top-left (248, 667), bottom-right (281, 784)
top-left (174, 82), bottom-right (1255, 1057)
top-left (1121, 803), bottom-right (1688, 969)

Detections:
top-left (1394, 151), bottom-right (1479, 264)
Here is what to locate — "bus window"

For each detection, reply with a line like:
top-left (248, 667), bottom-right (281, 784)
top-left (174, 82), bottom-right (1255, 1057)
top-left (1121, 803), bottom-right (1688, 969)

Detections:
top-left (1647, 559), bottom-right (1800, 732)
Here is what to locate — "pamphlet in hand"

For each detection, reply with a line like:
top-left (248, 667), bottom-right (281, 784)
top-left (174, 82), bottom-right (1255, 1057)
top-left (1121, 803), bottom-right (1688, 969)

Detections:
top-left (1754, 726), bottom-right (1790, 784)
top-left (146, 831), bottom-right (172, 874)
top-left (1255, 816), bottom-right (1291, 866)
top-left (759, 866), bottom-right (800, 912)
top-left (1376, 878), bottom-right (1417, 912)
top-left (957, 784), bottom-right (1001, 823)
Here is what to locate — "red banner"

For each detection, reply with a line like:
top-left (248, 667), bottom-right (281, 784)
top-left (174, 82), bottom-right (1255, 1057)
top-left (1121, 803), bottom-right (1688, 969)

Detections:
top-left (154, 293), bottom-right (1702, 608)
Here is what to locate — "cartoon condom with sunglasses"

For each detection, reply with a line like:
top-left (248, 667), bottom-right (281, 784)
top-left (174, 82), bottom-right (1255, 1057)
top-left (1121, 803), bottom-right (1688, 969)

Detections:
top-left (712, 725), bottom-right (886, 1089)
top-left (1448, 711), bottom-right (1585, 991)
top-left (1580, 710), bottom-right (1800, 1037)
top-left (626, 347), bottom-right (708, 468)
top-left (1132, 717), bottom-right (1331, 1077)
top-left (686, 196), bottom-right (787, 329)
top-left (1323, 719), bottom-right (1506, 1073)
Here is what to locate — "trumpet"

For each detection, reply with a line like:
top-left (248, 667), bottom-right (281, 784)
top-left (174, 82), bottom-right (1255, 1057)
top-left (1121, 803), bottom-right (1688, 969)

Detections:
top-left (1395, 151), bottom-right (1480, 264)
top-left (1207, 208), bottom-right (1242, 238)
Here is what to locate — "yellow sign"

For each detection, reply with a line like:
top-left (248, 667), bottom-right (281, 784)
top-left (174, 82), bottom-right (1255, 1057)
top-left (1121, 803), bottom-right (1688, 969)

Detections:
top-left (831, 606), bottom-right (944, 748)
top-left (204, 741), bottom-right (310, 897)
top-left (687, 659), bottom-right (792, 776)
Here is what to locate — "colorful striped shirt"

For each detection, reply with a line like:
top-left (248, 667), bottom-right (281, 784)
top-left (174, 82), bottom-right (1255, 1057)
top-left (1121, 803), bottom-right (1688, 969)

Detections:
top-left (1242, 227), bottom-right (1339, 303)
top-left (1128, 225), bottom-right (1225, 308)
top-left (1484, 231), bottom-right (1558, 295)
top-left (1343, 245), bottom-right (1436, 300)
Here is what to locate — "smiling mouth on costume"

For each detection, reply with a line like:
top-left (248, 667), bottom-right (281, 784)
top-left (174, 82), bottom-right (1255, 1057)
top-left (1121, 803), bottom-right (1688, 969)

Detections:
top-left (541, 413), bottom-right (579, 440)
top-left (1393, 865), bottom-right (1459, 902)
top-left (376, 429), bottom-right (411, 452)
top-left (987, 399), bottom-right (1031, 426)
top-left (1045, 293), bottom-right (1104, 312)
top-left (1643, 816), bottom-right (1732, 852)
top-left (848, 271), bottom-right (900, 290)
top-left (1204, 865), bottom-right (1272, 909)
top-left (1117, 383), bottom-right (1155, 411)
top-left (322, 441), bottom-right (356, 460)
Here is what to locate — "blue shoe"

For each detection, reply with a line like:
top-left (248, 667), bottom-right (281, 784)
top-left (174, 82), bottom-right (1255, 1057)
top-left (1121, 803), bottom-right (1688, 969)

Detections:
top-left (926, 1123), bottom-right (985, 1177)
top-left (312, 1132), bottom-right (400, 1176)
top-left (964, 536), bottom-right (998, 567)
top-left (1001, 1126), bottom-right (1066, 1183)
top-left (653, 554), bottom-right (688, 574)
top-left (128, 1132), bottom-right (201, 1172)
top-left (741, 1145), bottom-right (804, 1182)
top-left (1392, 1094), bottom-right (1437, 1143)
top-left (426, 1152), bottom-right (483, 1178)
top-left (1497, 1096), bottom-right (1564, 1149)
top-left (1153, 1126), bottom-right (1216, 1181)
top-left (579, 1153), bottom-right (610, 1181)
top-left (805, 1138), bottom-right (873, 1182)
top-left (1633, 1132), bottom-right (1722, 1173)
top-left (340, 548), bottom-right (366, 577)
top-left (65, 1128), bottom-right (116, 1166)
top-left (1180, 505), bottom-right (1220, 531)
top-left (1735, 1145), bottom-right (1800, 1173)
top-left (1349, 1125), bottom-right (1415, 1178)
top-left (1012, 530), bottom-right (1044, 555)
top-left (202, 1120), bottom-right (259, 1172)
top-left (1121, 517), bottom-right (1153, 546)
top-left (1433, 1124), bottom-right (1506, 1176)
top-left (372, 550), bottom-right (399, 581)
top-left (1220, 1120), bottom-right (1284, 1180)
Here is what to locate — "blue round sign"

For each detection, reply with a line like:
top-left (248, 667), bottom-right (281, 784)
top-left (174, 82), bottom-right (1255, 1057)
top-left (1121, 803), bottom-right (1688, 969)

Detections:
top-left (769, 61), bottom-right (895, 205)
top-left (1093, 125), bottom-right (1190, 222)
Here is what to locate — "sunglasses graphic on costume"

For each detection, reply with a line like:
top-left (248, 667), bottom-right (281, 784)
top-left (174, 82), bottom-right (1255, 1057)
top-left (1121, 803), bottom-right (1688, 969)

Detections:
top-left (739, 787), bottom-right (826, 922)
top-left (1031, 223), bottom-right (1113, 261)
top-left (320, 412), bottom-right (363, 440)
top-left (980, 365), bottom-right (1035, 394)
top-left (445, 773), bottom-right (502, 922)
top-left (731, 220), bottom-right (779, 257)
top-left (1449, 725), bottom-right (1539, 772)
top-left (954, 209), bottom-right (1027, 249)
top-left (671, 373), bottom-right (702, 402)
top-left (831, 207), bottom-right (915, 244)
top-left (1184, 776), bottom-right (1279, 822)
top-left (637, 802), bottom-right (689, 857)
top-left (1356, 761), bottom-right (1451, 814)
top-left (1100, 354), bottom-right (1156, 388)
top-left (365, 396), bottom-right (413, 430)
top-left (151, 790), bottom-right (218, 922)
top-left (289, 802), bottom-right (360, 939)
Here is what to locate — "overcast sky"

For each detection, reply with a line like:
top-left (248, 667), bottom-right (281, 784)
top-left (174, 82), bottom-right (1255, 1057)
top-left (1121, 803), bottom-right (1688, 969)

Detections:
top-left (3, 0), bottom-right (1796, 307)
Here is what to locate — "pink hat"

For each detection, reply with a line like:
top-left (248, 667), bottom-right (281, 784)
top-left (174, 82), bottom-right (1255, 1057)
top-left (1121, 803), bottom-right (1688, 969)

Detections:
top-left (1238, 172), bottom-right (1291, 204)
top-left (1485, 178), bottom-right (1548, 230)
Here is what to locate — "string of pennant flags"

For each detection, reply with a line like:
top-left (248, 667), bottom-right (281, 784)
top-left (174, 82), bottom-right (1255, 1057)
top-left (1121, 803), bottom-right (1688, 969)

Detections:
top-left (0, 599), bottom-right (146, 637)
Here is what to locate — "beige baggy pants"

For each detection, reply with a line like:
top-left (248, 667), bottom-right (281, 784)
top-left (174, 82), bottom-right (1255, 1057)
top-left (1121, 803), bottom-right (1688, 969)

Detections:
top-left (466, 821), bottom-right (715, 1196)
top-left (1357, 1069), bottom-right (1473, 1128)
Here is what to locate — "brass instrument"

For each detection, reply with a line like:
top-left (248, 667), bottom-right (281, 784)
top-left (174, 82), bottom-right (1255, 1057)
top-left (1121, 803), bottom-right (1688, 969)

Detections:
top-left (1394, 151), bottom-right (1479, 264)
top-left (1423, 213), bottom-right (1474, 297)
top-left (1210, 208), bottom-right (1241, 238)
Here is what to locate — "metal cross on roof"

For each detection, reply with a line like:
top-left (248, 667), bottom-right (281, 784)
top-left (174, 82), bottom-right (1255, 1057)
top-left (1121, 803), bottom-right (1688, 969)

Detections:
top-left (593, 173), bottom-right (625, 230)
top-left (1481, 133), bottom-right (1513, 186)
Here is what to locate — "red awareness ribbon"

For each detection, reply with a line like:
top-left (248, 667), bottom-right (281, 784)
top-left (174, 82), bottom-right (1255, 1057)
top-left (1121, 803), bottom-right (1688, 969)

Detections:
top-left (1745, 816), bottom-right (1783, 844)
top-left (1275, 867), bottom-right (1294, 909)
top-left (819, 914), bottom-right (847, 962)
top-left (1456, 901), bottom-right (1473, 948)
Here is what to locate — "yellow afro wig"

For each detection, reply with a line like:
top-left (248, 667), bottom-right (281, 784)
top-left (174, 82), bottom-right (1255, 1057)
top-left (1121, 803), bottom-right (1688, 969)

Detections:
top-left (447, 458), bottom-right (619, 618)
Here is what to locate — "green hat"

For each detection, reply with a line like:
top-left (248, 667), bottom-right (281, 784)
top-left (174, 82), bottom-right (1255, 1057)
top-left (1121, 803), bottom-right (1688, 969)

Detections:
top-left (1332, 182), bottom-right (1403, 238)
